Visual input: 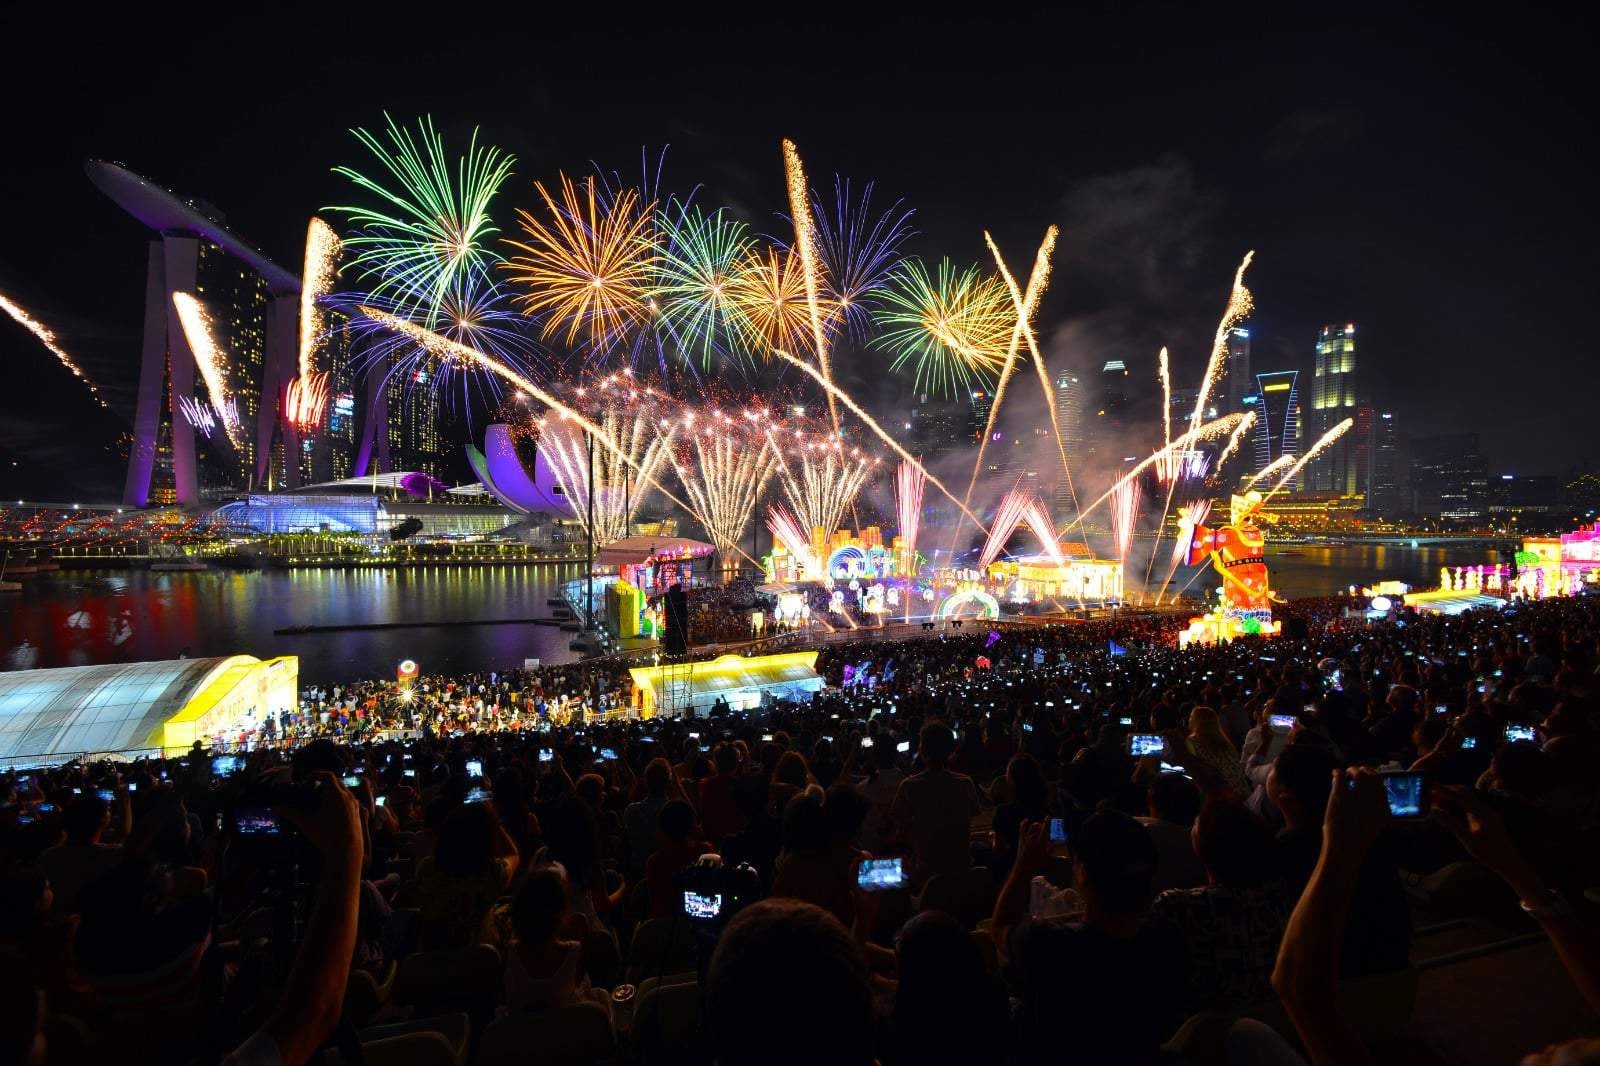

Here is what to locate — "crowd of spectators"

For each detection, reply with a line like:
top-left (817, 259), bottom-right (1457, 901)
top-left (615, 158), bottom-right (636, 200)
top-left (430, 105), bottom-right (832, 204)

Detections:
top-left (2, 589), bottom-right (1599, 1064)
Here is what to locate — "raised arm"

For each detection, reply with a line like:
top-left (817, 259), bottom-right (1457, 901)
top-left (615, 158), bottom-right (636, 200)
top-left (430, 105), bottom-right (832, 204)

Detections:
top-left (1434, 785), bottom-right (1600, 1014)
top-left (1271, 768), bottom-right (1386, 1066)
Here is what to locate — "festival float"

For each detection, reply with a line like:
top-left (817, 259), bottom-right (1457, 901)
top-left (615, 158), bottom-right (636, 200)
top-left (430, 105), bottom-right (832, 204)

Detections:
top-left (1178, 490), bottom-right (1283, 646)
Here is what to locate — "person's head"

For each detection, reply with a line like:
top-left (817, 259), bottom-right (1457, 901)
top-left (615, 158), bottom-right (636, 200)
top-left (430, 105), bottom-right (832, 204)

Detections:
top-left (1073, 810), bottom-right (1159, 916)
top-left (780, 789), bottom-right (828, 853)
top-left (773, 751), bottom-right (810, 790)
top-left (1387, 683), bottom-right (1418, 716)
top-left (643, 757), bottom-right (672, 797)
top-left (821, 782), bottom-right (871, 845)
top-left (1412, 716), bottom-right (1451, 756)
top-left (1488, 741), bottom-right (1554, 800)
top-left (918, 722), bottom-right (956, 768)
top-left (291, 738), bottom-right (344, 779)
top-left (1266, 742), bottom-right (1337, 828)
top-left (1146, 772), bottom-right (1202, 828)
top-left (713, 744), bottom-right (739, 776)
top-left (707, 899), bottom-right (873, 1066)
top-left (433, 802), bottom-right (501, 877)
top-left (657, 798), bottom-right (695, 846)
top-left (61, 794), bottom-right (109, 845)
top-left (1188, 706), bottom-right (1231, 749)
top-left (510, 866), bottom-right (569, 947)
top-left (893, 909), bottom-right (990, 1009)
top-left (1192, 799), bottom-right (1276, 888)
top-left (1004, 754), bottom-right (1047, 811)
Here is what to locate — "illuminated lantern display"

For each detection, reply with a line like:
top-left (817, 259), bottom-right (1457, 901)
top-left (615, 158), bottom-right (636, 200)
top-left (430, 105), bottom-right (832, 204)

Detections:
top-left (397, 659), bottom-right (419, 690)
top-left (1178, 490), bottom-right (1283, 646)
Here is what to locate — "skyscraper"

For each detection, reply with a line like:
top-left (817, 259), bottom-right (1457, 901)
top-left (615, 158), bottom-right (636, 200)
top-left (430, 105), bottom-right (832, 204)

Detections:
top-left (1252, 370), bottom-right (1300, 474)
top-left (1224, 327), bottom-right (1253, 414)
top-left (1411, 433), bottom-right (1490, 527)
top-left (385, 361), bottom-right (445, 478)
top-left (1054, 369), bottom-right (1087, 516)
top-left (1306, 324), bottom-right (1361, 493)
top-left (89, 161), bottom-right (301, 507)
top-left (1358, 409), bottom-right (1400, 513)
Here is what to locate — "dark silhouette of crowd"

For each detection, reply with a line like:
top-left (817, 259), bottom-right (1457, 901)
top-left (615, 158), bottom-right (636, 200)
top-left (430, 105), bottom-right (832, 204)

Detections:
top-left (3, 590), bottom-right (1600, 1065)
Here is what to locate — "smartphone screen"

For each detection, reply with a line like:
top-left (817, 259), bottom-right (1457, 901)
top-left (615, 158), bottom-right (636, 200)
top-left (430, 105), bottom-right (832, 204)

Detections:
top-left (403, 769), bottom-right (417, 778)
top-left (234, 808), bottom-right (282, 835)
top-left (600, 748), bottom-right (618, 761)
top-left (375, 795), bottom-right (387, 807)
top-left (683, 891), bottom-right (722, 920)
top-left (465, 760), bottom-right (483, 778)
top-left (1380, 771), bottom-right (1428, 819)
top-left (1461, 736), bottom-right (1478, 750)
top-left (538, 749), bottom-right (554, 763)
top-left (1269, 714), bottom-right (1296, 732)
top-left (857, 857), bottom-right (905, 891)
top-left (1048, 817), bottom-right (1066, 843)
top-left (861, 737), bottom-right (874, 749)
top-left (896, 740), bottom-right (911, 753)
top-left (342, 775), bottom-right (360, 788)
top-left (1128, 734), bottom-right (1167, 757)
top-left (1504, 724), bottom-right (1536, 743)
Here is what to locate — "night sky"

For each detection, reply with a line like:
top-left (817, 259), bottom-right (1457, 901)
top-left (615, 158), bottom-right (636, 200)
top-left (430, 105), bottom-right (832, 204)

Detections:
top-left (1, 3), bottom-right (1591, 499)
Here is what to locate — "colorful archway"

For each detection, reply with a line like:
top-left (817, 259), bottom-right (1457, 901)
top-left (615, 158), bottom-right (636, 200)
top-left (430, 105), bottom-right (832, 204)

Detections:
top-left (935, 587), bottom-right (1001, 620)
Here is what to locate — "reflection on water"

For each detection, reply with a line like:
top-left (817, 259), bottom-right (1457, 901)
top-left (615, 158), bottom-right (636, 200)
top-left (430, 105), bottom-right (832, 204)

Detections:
top-left (1259, 542), bottom-right (1502, 600)
top-left (0, 544), bottom-right (1503, 682)
top-left (0, 564), bottom-right (583, 682)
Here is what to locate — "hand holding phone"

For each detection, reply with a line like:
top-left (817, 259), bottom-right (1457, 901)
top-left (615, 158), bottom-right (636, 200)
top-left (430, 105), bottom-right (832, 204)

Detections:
top-left (1048, 817), bottom-right (1067, 843)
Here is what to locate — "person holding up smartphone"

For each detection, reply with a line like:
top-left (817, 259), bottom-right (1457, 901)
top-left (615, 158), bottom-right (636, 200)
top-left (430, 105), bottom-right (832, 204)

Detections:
top-left (990, 812), bottom-right (1187, 1065)
top-left (220, 773), bottom-right (364, 1066)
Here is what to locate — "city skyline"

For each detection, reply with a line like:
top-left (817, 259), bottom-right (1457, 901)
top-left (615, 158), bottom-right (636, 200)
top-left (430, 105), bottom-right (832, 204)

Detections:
top-left (1, 6), bottom-right (1593, 502)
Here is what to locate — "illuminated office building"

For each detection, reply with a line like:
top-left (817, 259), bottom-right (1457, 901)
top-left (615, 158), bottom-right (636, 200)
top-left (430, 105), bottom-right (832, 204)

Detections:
top-left (1251, 370), bottom-right (1300, 474)
top-left (1224, 327), bottom-right (1253, 414)
top-left (1306, 323), bottom-right (1361, 493)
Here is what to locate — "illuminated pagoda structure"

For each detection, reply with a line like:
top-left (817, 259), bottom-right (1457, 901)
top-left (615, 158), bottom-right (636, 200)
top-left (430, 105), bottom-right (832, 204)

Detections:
top-left (986, 541), bottom-right (1124, 604)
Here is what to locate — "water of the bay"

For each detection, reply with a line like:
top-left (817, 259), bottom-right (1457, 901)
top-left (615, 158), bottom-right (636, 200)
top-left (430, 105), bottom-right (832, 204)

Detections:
top-left (0, 564), bottom-right (584, 683)
top-left (0, 541), bottom-right (1501, 683)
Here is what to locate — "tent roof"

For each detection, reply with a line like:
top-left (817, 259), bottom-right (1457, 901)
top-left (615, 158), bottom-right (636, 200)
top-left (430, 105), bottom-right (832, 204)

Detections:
top-left (596, 536), bottom-right (717, 568)
top-left (0, 656), bottom-right (253, 762)
top-left (628, 651), bottom-right (820, 700)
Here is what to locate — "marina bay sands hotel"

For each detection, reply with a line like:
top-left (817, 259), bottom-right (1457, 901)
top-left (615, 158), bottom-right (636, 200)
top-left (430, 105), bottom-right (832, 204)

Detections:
top-left (87, 162), bottom-right (442, 507)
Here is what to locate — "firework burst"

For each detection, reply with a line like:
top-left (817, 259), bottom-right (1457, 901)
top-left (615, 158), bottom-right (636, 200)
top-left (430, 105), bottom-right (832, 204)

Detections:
top-left (0, 291), bottom-right (112, 410)
top-left (1110, 479), bottom-right (1142, 571)
top-left (809, 177), bottom-right (915, 342)
top-left (171, 293), bottom-right (243, 448)
top-left (668, 411), bottom-right (780, 558)
top-left (767, 504), bottom-right (823, 580)
top-left (1265, 418), bottom-right (1354, 501)
top-left (328, 114), bottom-right (513, 325)
top-left (725, 244), bottom-right (829, 359)
top-left (873, 258), bottom-right (1013, 398)
top-left (284, 372), bottom-right (331, 433)
top-left (503, 173), bottom-right (659, 353)
top-left (298, 218), bottom-right (344, 384)
top-left (1188, 251), bottom-right (1255, 436)
top-left (651, 201), bottom-right (752, 369)
top-left (767, 428), bottom-right (876, 546)
top-left (895, 460), bottom-right (927, 567)
top-left (538, 405), bottom-right (677, 544)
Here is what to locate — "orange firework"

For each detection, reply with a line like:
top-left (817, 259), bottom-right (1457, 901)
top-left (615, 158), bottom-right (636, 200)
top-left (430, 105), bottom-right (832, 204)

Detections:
top-left (503, 173), bottom-right (658, 349)
top-left (725, 244), bottom-right (833, 357)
